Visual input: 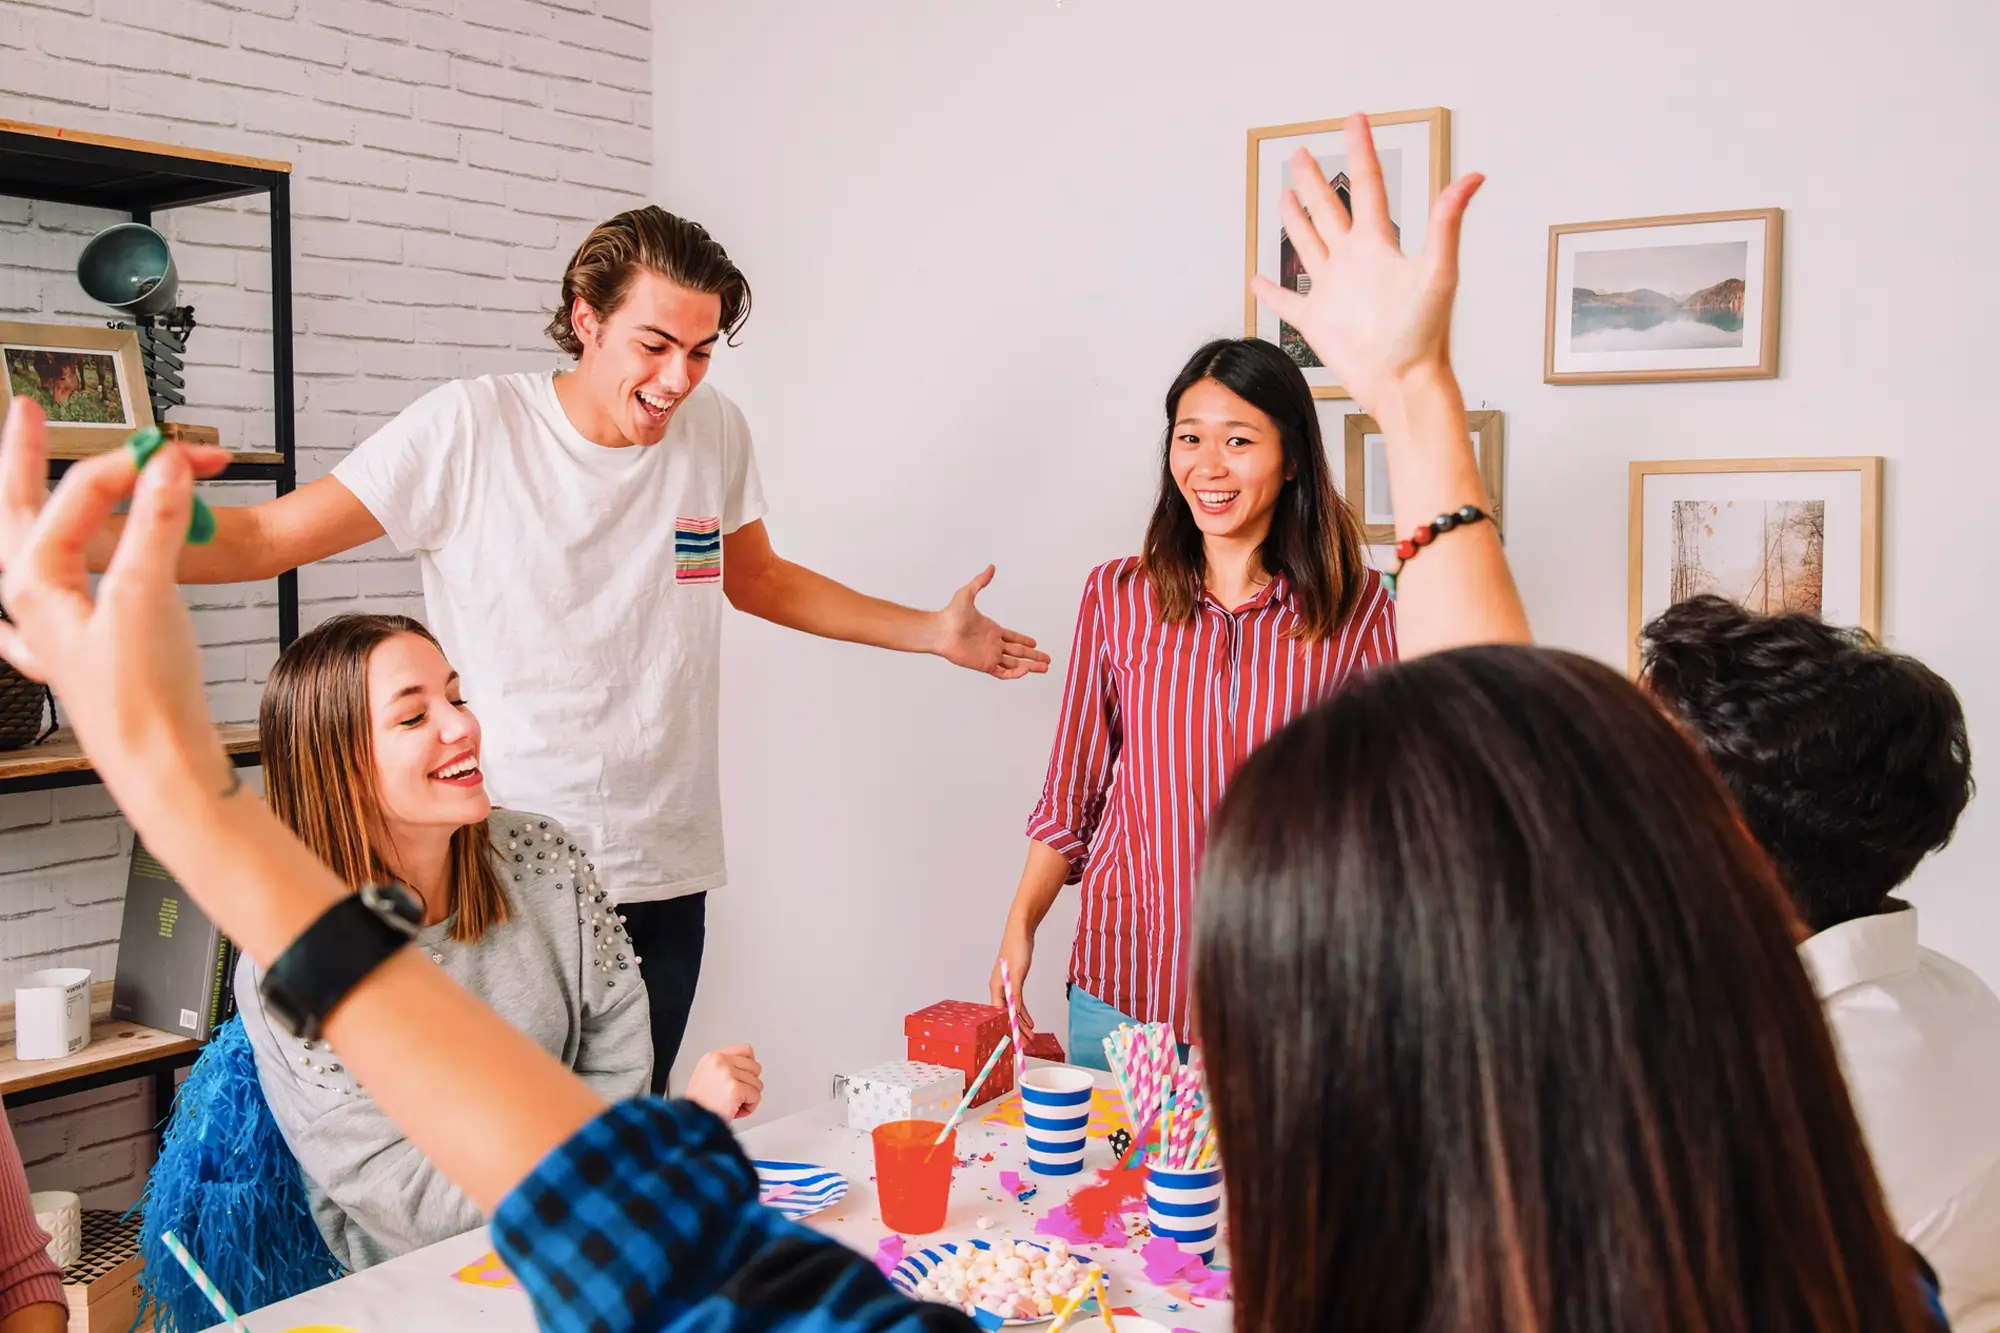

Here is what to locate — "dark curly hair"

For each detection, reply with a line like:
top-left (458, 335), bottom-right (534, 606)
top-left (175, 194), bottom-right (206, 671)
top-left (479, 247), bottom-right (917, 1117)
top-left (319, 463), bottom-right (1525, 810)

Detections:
top-left (1641, 596), bottom-right (1973, 932)
top-left (544, 206), bottom-right (751, 357)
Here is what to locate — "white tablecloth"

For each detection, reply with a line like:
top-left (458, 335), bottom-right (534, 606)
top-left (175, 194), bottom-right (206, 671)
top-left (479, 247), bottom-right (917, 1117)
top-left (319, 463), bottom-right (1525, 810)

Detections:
top-left (214, 1069), bottom-right (1232, 1331)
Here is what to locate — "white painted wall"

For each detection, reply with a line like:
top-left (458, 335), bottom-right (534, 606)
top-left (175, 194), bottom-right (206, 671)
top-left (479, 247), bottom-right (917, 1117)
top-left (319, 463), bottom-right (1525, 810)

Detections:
top-left (1, 0), bottom-right (651, 1206)
top-left (657, 0), bottom-right (2000, 1117)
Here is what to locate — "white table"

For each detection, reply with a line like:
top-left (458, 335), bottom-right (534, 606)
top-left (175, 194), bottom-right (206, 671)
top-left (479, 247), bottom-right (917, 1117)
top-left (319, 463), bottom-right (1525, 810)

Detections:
top-left (214, 1071), bottom-right (1232, 1331)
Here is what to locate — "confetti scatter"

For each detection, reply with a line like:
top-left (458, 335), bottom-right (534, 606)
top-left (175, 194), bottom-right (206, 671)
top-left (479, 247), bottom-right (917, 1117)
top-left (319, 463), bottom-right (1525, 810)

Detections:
top-left (452, 1251), bottom-right (521, 1290)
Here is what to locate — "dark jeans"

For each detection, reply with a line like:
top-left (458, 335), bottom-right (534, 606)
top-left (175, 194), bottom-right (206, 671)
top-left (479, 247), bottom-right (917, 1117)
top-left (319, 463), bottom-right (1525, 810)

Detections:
top-left (621, 891), bottom-right (707, 1095)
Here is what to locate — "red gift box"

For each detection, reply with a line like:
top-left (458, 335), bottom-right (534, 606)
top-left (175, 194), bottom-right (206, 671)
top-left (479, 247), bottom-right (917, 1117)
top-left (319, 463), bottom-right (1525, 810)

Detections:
top-left (906, 999), bottom-right (1014, 1105)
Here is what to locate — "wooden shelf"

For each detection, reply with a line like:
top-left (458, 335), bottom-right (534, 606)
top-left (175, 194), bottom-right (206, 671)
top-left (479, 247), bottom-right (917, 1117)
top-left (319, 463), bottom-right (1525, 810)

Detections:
top-left (0, 120), bottom-right (290, 174)
top-left (0, 722), bottom-right (257, 784)
top-left (0, 982), bottom-right (196, 1101)
top-left (0, 119), bottom-right (289, 213)
top-left (46, 444), bottom-right (288, 467)
top-left (44, 423), bottom-right (287, 468)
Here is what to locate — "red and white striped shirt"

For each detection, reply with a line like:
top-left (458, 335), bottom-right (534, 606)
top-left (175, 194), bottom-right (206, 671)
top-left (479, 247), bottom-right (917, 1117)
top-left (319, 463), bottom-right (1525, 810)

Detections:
top-left (1027, 557), bottom-right (1397, 1037)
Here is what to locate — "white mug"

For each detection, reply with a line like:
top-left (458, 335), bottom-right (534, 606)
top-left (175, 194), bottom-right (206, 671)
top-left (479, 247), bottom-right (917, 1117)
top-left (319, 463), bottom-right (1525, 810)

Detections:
top-left (28, 1191), bottom-right (80, 1268)
top-left (13, 968), bottom-right (91, 1061)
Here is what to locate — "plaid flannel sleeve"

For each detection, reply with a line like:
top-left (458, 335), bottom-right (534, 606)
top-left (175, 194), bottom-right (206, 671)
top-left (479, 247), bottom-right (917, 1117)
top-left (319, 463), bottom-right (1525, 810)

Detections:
top-left (491, 1098), bottom-right (982, 1333)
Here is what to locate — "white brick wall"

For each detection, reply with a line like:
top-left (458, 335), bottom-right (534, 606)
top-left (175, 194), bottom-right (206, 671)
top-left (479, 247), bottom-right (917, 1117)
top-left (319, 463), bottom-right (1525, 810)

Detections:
top-left (0, 0), bottom-right (651, 1206)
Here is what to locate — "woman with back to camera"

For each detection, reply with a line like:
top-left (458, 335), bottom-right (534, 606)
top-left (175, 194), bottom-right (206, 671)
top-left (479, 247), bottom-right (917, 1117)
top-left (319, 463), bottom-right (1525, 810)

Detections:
top-left (0, 114), bottom-right (1945, 1330)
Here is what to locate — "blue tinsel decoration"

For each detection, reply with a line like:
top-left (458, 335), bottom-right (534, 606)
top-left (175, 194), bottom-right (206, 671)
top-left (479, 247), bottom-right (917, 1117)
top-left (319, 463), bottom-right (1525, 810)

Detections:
top-left (131, 1016), bottom-right (344, 1333)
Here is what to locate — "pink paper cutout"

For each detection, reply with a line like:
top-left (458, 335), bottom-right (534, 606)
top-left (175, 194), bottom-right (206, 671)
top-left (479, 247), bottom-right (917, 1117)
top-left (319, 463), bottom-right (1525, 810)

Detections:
top-left (1140, 1238), bottom-right (1232, 1299)
top-left (1034, 1201), bottom-right (1126, 1247)
top-left (874, 1234), bottom-right (906, 1276)
top-left (761, 1183), bottom-right (798, 1202)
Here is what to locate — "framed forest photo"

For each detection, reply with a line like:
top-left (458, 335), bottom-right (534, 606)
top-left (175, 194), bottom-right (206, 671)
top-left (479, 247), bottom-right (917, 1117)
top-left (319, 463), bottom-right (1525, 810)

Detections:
top-left (1628, 457), bottom-right (1881, 676)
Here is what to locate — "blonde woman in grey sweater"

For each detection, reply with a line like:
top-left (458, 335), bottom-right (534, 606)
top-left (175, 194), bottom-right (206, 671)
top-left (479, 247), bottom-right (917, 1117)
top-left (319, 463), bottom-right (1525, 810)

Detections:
top-left (233, 612), bottom-right (762, 1270)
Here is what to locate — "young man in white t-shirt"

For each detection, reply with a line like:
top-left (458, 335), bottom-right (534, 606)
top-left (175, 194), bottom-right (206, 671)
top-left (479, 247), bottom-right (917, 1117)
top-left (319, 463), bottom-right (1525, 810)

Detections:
top-left (1643, 596), bottom-right (1999, 1332)
top-left (85, 207), bottom-right (1051, 1087)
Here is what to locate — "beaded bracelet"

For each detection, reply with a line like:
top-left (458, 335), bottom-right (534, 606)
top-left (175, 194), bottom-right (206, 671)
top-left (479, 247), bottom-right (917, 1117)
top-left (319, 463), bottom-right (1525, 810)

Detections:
top-left (1384, 504), bottom-right (1492, 596)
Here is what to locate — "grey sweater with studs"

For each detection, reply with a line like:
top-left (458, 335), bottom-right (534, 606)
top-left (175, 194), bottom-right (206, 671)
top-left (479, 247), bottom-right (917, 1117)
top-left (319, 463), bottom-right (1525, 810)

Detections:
top-left (233, 810), bottom-right (652, 1271)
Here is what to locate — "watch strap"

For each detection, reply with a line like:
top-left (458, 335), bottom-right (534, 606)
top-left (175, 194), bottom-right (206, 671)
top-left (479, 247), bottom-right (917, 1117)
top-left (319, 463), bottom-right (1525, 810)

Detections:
top-left (260, 886), bottom-right (419, 1041)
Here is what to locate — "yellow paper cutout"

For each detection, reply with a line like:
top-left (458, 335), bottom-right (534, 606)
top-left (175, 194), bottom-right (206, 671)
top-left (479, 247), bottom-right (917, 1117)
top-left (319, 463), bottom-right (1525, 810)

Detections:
top-left (983, 1085), bottom-right (1132, 1136)
top-left (451, 1250), bottom-right (520, 1289)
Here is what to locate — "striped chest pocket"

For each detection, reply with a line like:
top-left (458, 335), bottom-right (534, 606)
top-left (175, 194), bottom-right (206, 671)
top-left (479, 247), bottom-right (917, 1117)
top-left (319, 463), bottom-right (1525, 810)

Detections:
top-left (674, 516), bottom-right (723, 583)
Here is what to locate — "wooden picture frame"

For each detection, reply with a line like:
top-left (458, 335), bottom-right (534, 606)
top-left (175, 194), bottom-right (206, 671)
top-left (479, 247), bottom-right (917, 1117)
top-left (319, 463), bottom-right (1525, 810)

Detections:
top-left (1547, 208), bottom-right (1783, 385)
top-left (1247, 108), bottom-right (1450, 399)
top-left (1345, 409), bottom-right (1503, 544)
top-left (1627, 457), bottom-right (1881, 676)
top-left (0, 320), bottom-right (152, 456)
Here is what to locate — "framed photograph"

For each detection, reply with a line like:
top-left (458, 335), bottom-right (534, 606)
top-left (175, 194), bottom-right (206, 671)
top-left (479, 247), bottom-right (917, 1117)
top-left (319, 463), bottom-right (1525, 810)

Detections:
top-left (0, 321), bottom-right (152, 456)
top-left (1344, 409), bottom-right (1503, 544)
top-left (1628, 457), bottom-right (1881, 675)
top-left (1247, 108), bottom-right (1450, 399)
top-left (1546, 209), bottom-right (1782, 384)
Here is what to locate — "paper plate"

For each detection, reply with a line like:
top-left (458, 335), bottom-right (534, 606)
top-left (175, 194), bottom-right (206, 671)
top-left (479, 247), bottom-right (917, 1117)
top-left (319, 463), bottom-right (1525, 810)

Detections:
top-left (752, 1159), bottom-right (848, 1221)
top-left (890, 1237), bottom-right (1094, 1327)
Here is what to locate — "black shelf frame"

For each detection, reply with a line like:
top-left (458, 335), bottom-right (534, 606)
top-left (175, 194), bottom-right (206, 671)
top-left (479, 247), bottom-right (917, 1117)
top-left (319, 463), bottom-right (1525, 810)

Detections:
top-left (0, 124), bottom-right (298, 791)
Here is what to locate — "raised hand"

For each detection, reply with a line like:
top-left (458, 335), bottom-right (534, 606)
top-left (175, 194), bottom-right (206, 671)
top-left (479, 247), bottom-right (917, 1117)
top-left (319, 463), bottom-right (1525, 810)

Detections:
top-left (1251, 113), bottom-right (1484, 418)
top-left (936, 565), bottom-right (1051, 680)
top-left (0, 398), bottom-right (236, 809)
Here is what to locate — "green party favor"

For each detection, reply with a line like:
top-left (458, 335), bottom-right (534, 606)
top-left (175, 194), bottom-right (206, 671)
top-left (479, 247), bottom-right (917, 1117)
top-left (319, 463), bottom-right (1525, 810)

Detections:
top-left (125, 426), bottom-right (216, 545)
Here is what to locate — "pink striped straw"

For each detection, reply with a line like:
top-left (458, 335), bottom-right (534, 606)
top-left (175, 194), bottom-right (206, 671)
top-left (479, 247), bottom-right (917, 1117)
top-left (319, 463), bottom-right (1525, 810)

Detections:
top-left (998, 959), bottom-right (1027, 1091)
top-left (1168, 1058), bottom-right (1201, 1167)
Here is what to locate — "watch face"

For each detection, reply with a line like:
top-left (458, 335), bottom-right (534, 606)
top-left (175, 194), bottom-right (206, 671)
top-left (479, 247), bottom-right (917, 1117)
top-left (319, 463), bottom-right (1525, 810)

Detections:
top-left (359, 881), bottom-right (424, 935)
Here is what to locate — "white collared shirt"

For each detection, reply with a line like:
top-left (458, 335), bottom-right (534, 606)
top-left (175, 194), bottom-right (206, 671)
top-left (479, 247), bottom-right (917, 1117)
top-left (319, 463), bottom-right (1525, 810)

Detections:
top-left (1801, 903), bottom-right (2000, 1331)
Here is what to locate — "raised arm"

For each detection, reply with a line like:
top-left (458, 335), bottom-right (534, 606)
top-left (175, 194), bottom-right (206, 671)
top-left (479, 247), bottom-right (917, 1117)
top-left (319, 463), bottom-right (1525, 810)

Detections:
top-left (82, 475), bottom-right (386, 584)
top-left (1252, 113), bottom-right (1529, 656)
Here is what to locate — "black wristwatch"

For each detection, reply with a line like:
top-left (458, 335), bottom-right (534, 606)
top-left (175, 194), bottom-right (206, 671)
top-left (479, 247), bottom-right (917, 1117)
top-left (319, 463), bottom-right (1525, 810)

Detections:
top-left (260, 882), bottom-right (424, 1041)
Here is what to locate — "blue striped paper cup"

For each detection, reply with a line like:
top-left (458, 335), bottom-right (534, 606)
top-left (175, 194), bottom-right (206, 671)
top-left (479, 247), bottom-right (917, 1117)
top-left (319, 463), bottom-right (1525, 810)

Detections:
top-left (1020, 1065), bottom-right (1094, 1176)
top-left (1145, 1162), bottom-right (1223, 1263)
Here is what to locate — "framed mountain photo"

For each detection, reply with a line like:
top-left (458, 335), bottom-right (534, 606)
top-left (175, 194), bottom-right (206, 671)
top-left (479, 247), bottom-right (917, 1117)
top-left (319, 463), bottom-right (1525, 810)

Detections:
top-left (1546, 209), bottom-right (1782, 384)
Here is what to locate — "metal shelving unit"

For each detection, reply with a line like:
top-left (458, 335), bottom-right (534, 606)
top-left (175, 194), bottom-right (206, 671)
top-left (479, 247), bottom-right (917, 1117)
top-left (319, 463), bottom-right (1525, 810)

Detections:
top-left (0, 118), bottom-right (302, 1104)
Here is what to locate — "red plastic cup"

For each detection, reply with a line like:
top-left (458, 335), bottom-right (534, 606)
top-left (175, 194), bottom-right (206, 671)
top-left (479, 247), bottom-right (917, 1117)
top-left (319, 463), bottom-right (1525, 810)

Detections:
top-left (872, 1118), bottom-right (956, 1234)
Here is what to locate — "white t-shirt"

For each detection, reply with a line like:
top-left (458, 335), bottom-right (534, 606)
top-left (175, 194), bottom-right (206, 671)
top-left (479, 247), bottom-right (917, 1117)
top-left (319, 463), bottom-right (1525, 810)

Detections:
top-left (333, 372), bottom-right (767, 904)
top-left (1800, 903), bottom-right (2000, 1332)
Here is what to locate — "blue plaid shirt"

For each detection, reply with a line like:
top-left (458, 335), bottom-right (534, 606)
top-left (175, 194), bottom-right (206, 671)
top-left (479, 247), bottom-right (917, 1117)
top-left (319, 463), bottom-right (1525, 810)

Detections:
top-left (491, 1098), bottom-right (980, 1333)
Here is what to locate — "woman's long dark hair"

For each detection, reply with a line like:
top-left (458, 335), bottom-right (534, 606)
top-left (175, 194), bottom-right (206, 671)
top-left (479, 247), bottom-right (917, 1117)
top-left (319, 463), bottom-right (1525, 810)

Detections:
top-left (1196, 645), bottom-right (1927, 1333)
top-left (1136, 338), bottom-right (1366, 639)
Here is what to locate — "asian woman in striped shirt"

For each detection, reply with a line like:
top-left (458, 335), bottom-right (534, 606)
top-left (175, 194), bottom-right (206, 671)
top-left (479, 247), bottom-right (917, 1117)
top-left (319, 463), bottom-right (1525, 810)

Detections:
top-left (985, 332), bottom-right (1396, 1062)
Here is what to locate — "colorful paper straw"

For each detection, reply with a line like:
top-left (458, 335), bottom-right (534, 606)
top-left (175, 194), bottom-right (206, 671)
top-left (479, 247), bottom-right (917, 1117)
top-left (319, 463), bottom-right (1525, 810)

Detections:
top-left (998, 959), bottom-right (1027, 1092)
top-left (930, 1032), bottom-right (1012, 1150)
top-left (1094, 1269), bottom-right (1119, 1331)
top-left (1048, 1280), bottom-right (1090, 1333)
top-left (160, 1230), bottom-right (245, 1331)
